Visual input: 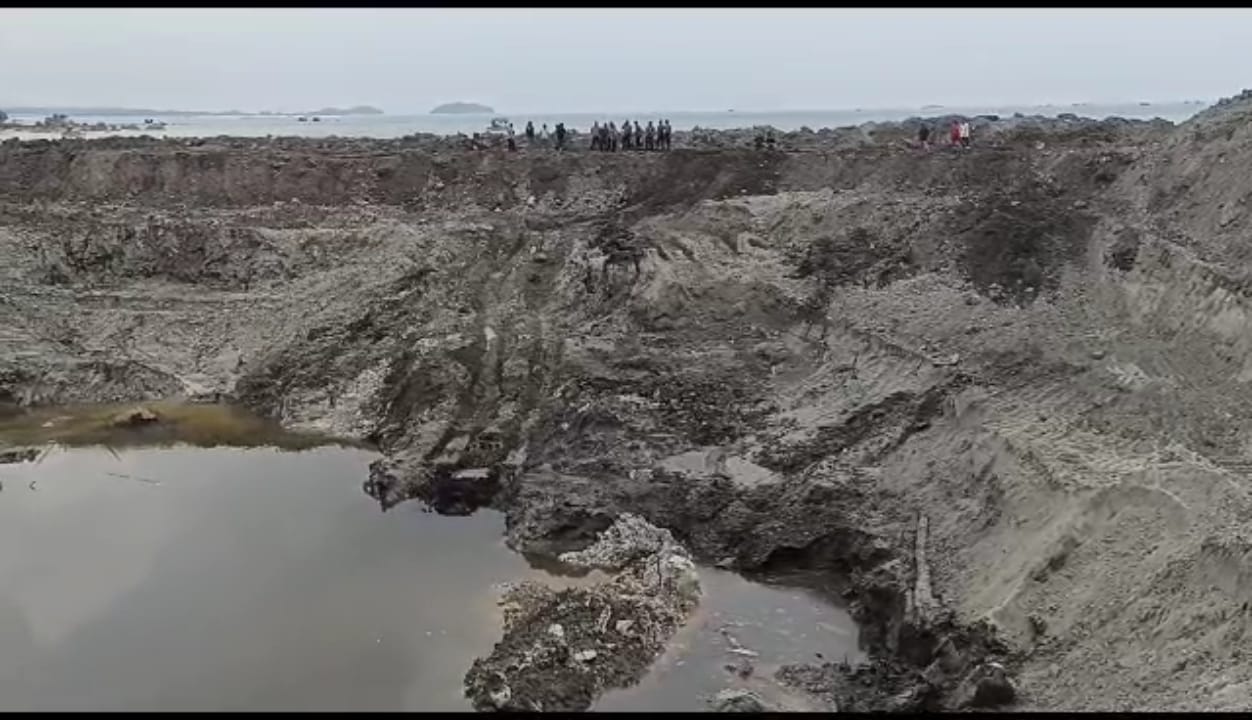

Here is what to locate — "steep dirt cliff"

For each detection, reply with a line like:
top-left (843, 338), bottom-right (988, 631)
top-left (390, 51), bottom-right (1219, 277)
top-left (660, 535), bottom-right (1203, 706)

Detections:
top-left (3, 100), bottom-right (1251, 711)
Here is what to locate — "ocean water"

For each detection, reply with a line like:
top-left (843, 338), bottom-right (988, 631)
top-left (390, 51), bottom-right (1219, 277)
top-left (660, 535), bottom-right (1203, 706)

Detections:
top-left (1, 100), bottom-right (1209, 140)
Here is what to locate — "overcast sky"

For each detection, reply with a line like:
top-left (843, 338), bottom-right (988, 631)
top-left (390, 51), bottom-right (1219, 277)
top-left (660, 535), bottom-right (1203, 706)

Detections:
top-left (2, 8), bottom-right (1250, 114)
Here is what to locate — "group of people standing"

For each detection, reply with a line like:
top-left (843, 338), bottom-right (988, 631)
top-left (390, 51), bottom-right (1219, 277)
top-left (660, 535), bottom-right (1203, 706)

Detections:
top-left (916, 119), bottom-right (972, 149)
top-left (587, 120), bottom-right (673, 152)
top-left (515, 121), bottom-right (570, 150)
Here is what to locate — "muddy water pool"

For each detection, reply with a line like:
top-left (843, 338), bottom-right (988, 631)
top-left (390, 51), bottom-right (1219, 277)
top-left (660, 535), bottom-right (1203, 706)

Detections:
top-left (0, 405), bottom-right (862, 711)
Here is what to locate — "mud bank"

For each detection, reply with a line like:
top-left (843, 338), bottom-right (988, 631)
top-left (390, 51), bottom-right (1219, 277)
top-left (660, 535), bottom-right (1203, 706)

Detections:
top-left (6, 99), bottom-right (1252, 710)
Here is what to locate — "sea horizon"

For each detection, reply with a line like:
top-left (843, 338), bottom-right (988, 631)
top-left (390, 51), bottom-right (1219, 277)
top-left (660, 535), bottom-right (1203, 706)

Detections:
top-left (0, 99), bottom-right (1210, 141)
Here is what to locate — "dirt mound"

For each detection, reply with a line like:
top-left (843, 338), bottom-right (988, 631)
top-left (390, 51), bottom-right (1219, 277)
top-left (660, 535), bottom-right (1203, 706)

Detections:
top-left (464, 515), bottom-right (699, 711)
top-left (952, 189), bottom-right (1096, 303)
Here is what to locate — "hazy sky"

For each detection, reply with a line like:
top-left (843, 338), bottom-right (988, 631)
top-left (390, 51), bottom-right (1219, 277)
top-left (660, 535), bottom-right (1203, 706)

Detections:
top-left (2, 8), bottom-right (1250, 114)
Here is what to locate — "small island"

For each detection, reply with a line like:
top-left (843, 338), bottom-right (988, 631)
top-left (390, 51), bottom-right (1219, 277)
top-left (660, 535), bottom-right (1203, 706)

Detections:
top-left (430, 102), bottom-right (495, 115)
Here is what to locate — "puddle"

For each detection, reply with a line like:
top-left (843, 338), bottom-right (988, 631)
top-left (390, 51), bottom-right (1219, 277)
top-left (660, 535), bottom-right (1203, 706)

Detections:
top-left (0, 401), bottom-right (355, 452)
top-left (595, 569), bottom-right (864, 711)
top-left (0, 404), bottom-right (863, 711)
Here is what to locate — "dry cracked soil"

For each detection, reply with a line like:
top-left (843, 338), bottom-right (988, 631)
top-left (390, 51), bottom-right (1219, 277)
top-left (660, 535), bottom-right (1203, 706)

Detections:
top-left (6, 94), bottom-right (1252, 711)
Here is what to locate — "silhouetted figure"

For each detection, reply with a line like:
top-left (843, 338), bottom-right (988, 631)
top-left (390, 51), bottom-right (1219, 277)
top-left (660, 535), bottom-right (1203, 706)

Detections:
top-left (555, 122), bottom-right (567, 150)
top-left (591, 121), bottom-right (602, 151)
top-left (644, 121), bottom-right (655, 151)
top-left (633, 121), bottom-right (643, 150)
top-left (525, 121), bottom-right (535, 145)
top-left (622, 119), bottom-right (633, 150)
top-left (608, 122), bottom-right (618, 152)
top-left (507, 123), bottom-right (517, 152)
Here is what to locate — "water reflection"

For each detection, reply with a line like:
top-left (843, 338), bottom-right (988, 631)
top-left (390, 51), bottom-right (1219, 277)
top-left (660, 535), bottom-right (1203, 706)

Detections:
top-left (0, 443), bottom-right (542, 711)
top-left (0, 402), bottom-right (864, 711)
top-left (595, 567), bottom-right (864, 711)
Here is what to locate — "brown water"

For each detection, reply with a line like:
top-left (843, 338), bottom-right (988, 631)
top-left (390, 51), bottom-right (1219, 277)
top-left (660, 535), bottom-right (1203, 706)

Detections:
top-left (596, 569), bottom-right (863, 711)
top-left (0, 404), bottom-right (862, 711)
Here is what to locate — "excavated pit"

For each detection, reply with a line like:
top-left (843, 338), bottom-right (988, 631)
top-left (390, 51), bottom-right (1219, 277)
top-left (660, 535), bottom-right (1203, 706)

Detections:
top-left (0, 406), bottom-right (864, 712)
top-left (5, 99), bottom-right (1252, 710)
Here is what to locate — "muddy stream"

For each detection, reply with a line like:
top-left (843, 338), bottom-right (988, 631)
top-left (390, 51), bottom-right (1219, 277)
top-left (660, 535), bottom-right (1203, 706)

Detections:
top-left (0, 404), bottom-right (861, 711)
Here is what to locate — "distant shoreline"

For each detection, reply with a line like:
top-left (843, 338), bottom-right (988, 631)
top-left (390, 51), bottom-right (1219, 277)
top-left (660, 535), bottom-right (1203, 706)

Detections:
top-left (0, 100), bottom-right (1206, 144)
top-left (1, 105), bottom-right (385, 118)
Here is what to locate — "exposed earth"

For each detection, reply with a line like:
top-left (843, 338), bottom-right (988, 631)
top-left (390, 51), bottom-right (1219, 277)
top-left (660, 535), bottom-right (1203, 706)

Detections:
top-left (5, 93), bottom-right (1252, 710)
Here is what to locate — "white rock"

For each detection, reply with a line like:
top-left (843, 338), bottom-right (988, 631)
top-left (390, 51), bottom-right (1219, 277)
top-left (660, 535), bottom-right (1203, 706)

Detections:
top-left (489, 684), bottom-right (512, 707)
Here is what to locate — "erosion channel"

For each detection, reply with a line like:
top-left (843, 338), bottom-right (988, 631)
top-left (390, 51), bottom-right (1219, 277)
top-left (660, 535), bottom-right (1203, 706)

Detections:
top-left (6, 91), bottom-right (1252, 711)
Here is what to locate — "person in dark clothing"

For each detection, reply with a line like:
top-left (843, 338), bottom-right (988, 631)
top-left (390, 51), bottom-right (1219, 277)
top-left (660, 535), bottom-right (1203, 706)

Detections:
top-left (608, 122), bottom-right (618, 152)
top-left (918, 123), bottom-right (930, 149)
top-left (663, 119), bottom-right (672, 149)
top-left (601, 122), bottom-right (611, 152)
top-left (555, 122), bottom-right (566, 151)
top-left (525, 121), bottom-right (535, 145)
top-left (633, 121), bottom-right (643, 150)
top-left (621, 120), bottom-right (633, 150)
top-left (645, 121), bottom-right (655, 151)
top-left (591, 121), bottom-right (602, 151)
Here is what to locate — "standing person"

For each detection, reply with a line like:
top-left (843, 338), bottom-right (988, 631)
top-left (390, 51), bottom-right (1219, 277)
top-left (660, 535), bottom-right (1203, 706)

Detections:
top-left (525, 121), bottom-right (535, 145)
top-left (590, 121), bottom-right (602, 151)
top-left (949, 120), bottom-right (960, 147)
top-left (608, 122), bottom-right (618, 152)
top-left (664, 119), bottom-right (673, 149)
top-left (633, 121), bottom-right (643, 151)
top-left (555, 122), bottom-right (566, 151)
top-left (917, 123), bottom-right (930, 149)
top-left (645, 121), bottom-right (655, 151)
top-left (540, 123), bottom-right (550, 148)
top-left (621, 119), bottom-right (633, 150)
top-left (959, 120), bottom-right (971, 148)
top-left (507, 123), bottom-right (517, 152)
